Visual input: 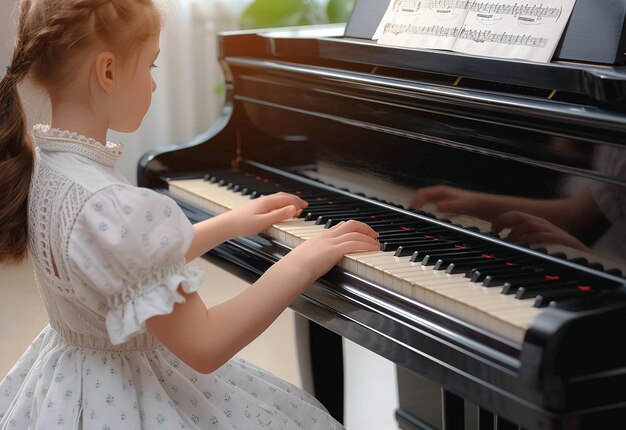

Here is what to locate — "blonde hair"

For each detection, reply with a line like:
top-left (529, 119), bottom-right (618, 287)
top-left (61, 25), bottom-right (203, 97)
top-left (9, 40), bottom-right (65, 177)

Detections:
top-left (0, 0), bottom-right (162, 265)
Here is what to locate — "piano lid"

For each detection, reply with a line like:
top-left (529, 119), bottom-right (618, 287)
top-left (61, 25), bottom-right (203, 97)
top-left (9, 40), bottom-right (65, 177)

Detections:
top-left (212, 21), bottom-right (626, 275)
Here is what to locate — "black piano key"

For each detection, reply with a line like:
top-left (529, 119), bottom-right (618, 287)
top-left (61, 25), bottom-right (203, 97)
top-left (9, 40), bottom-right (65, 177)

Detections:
top-left (432, 259), bottom-right (448, 271)
top-left (445, 263), bottom-right (472, 274)
top-left (370, 220), bottom-right (435, 231)
top-left (314, 211), bottom-right (362, 224)
top-left (420, 249), bottom-right (483, 265)
top-left (471, 267), bottom-right (535, 283)
top-left (445, 258), bottom-right (508, 275)
top-left (482, 270), bottom-right (544, 287)
top-left (463, 260), bottom-right (513, 278)
top-left (304, 209), bottom-right (353, 221)
top-left (303, 204), bottom-right (357, 213)
top-left (325, 214), bottom-right (407, 228)
top-left (471, 263), bottom-right (532, 277)
top-left (417, 248), bottom-right (481, 264)
top-left (533, 286), bottom-right (598, 308)
top-left (301, 198), bottom-right (356, 208)
top-left (393, 241), bottom-right (461, 256)
top-left (515, 282), bottom-right (580, 300)
top-left (381, 234), bottom-right (456, 247)
top-left (367, 222), bottom-right (436, 237)
top-left (317, 209), bottom-right (396, 225)
top-left (376, 230), bottom-right (429, 240)
top-left (501, 275), bottom-right (568, 295)
top-left (434, 250), bottom-right (516, 270)
top-left (514, 278), bottom-right (583, 295)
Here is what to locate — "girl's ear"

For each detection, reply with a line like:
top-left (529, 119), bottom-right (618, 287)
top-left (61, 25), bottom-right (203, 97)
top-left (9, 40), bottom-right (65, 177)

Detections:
top-left (94, 51), bottom-right (116, 95)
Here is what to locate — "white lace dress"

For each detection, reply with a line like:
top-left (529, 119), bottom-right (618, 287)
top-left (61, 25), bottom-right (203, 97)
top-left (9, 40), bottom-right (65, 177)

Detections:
top-left (0, 125), bottom-right (343, 430)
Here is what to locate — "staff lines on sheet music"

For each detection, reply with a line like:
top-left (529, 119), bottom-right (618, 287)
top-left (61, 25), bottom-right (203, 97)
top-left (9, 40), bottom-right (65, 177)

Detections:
top-left (392, 0), bottom-right (562, 20)
top-left (384, 24), bottom-right (458, 38)
top-left (458, 28), bottom-right (548, 46)
top-left (470, 3), bottom-right (561, 19)
top-left (383, 23), bottom-right (549, 47)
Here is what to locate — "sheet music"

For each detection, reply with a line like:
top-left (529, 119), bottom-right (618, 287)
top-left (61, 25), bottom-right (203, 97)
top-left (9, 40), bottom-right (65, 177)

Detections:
top-left (374, 0), bottom-right (577, 62)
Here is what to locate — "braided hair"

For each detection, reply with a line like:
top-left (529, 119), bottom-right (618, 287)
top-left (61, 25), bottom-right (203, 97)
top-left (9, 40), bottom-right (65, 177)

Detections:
top-left (0, 0), bottom-right (162, 265)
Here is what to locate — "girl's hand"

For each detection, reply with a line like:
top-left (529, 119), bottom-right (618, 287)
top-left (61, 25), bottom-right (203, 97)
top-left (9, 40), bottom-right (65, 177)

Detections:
top-left (491, 210), bottom-right (589, 251)
top-left (224, 192), bottom-right (309, 238)
top-left (277, 220), bottom-right (380, 285)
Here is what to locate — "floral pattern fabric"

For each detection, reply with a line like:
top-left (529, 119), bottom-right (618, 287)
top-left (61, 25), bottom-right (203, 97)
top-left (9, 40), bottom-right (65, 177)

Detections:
top-left (0, 125), bottom-right (343, 430)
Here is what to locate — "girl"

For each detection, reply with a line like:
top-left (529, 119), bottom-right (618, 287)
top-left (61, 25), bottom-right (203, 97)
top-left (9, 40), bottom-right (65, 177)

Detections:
top-left (0, 0), bottom-right (380, 428)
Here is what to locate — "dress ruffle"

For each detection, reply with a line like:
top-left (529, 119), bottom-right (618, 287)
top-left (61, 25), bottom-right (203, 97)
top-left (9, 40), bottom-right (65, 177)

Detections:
top-left (106, 262), bottom-right (204, 345)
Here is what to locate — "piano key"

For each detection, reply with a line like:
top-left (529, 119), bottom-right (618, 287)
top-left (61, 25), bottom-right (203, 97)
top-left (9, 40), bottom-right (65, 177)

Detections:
top-left (167, 175), bottom-right (609, 344)
top-left (482, 271), bottom-right (544, 287)
top-left (419, 249), bottom-right (484, 265)
top-left (470, 267), bottom-right (537, 283)
top-left (325, 214), bottom-right (407, 228)
top-left (533, 287), bottom-right (599, 308)
top-left (501, 275), bottom-right (571, 295)
top-left (513, 281), bottom-right (582, 298)
top-left (392, 241), bottom-right (462, 255)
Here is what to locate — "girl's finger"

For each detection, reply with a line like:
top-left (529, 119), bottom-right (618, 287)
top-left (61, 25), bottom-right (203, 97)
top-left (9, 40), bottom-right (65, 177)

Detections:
top-left (331, 219), bottom-right (378, 238)
top-left (265, 205), bottom-right (297, 222)
top-left (335, 240), bottom-right (381, 255)
top-left (332, 231), bottom-right (380, 247)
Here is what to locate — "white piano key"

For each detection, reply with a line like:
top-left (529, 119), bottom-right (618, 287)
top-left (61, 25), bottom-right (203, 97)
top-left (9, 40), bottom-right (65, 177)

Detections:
top-left (168, 178), bottom-right (547, 344)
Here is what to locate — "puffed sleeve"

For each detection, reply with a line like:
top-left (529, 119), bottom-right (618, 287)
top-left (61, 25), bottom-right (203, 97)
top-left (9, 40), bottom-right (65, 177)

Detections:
top-left (67, 184), bottom-right (204, 345)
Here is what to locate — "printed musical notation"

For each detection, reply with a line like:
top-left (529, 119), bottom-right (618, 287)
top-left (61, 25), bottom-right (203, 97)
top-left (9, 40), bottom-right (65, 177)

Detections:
top-left (383, 24), bottom-right (549, 47)
top-left (374, 0), bottom-right (577, 62)
top-left (470, 2), bottom-right (562, 19)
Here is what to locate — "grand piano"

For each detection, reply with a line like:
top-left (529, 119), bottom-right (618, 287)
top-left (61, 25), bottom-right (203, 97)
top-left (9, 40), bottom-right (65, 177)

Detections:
top-left (138, 1), bottom-right (626, 428)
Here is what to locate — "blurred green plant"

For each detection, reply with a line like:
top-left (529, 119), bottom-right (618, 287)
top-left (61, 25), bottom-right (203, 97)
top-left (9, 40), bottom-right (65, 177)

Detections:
top-left (239, 0), bottom-right (356, 29)
top-left (326, 0), bottom-right (356, 23)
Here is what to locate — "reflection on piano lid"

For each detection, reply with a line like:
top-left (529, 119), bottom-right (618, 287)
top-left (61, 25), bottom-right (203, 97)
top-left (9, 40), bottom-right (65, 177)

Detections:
top-left (139, 19), bottom-right (626, 430)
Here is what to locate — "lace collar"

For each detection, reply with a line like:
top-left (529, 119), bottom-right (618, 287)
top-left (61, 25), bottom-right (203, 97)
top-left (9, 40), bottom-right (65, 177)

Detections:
top-left (32, 124), bottom-right (124, 167)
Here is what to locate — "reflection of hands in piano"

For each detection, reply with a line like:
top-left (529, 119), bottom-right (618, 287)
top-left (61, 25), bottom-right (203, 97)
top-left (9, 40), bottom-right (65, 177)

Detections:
top-left (491, 210), bottom-right (589, 251)
top-left (410, 185), bottom-right (608, 251)
top-left (224, 192), bottom-right (309, 238)
top-left (278, 220), bottom-right (380, 285)
top-left (410, 185), bottom-right (500, 220)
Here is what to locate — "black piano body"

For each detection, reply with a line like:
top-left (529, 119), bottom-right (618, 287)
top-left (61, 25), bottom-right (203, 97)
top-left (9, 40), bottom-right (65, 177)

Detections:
top-left (138, 13), bottom-right (626, 430)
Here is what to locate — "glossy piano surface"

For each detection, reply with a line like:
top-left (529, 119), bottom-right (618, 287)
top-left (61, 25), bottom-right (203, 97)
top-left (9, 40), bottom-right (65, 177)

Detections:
top-left (139, 22), bottom-right (626, 430)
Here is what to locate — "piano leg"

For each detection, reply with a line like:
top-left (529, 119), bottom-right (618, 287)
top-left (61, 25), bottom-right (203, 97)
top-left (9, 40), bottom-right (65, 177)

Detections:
top-left (442, 390), bottom-right (465, 430)
top-left (295, 314), bottom-right (344, 423)
top-left (478, 408), bottom-right (494, 430)
top-left (396, 366), bottom-right (520, 430)
top-left (495, 417), bottom-right (518, 430)
top-left (396, 366), bottom-right (444, 429)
